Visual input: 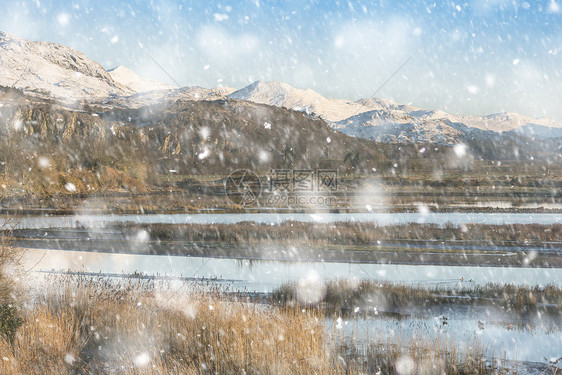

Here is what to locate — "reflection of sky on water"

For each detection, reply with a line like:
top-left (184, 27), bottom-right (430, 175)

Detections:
top-left (15, 212), bottom-right (562, 229)
top-left (24, 250), bottom-right (562, 292)
top-left (23, 249), bottom-right (561, 366)
top-left (332, 314), bottom-right (562, 364)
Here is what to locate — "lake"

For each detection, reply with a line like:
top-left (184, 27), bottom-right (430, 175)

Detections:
top-left (23, 249), bottom-right (562, 292)
top-left (12, 211), bottom-right (562, 229)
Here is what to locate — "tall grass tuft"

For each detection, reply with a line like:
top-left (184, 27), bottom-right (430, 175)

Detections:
top-left (0, 216), bottom-right (23, 345)
top-left (0, 275), bottom-right (337, 374)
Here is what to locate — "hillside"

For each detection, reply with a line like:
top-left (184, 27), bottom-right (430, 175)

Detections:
top-left (0, 32), bottom-right (561, 203)
top-left (0, 86), bottom-right (439, 196)
top-left (2, 31), bottom-right (561, 147)
top-left (0, 31), bottom-right (130, 100)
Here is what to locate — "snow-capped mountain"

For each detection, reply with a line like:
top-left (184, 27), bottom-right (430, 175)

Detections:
top-left (231, 80), bottom-right (562, 144)
top-left (228, 80), bottom-right (401, 122)
top-left (0, 31), bottom-right (235, 107)
top-left (336, 109), bottom-right (562, 144)
top-left (333, 110), bottom-right (468, 144)
top-left (107, 66), bottom-right (176, 93)
top-left (1, 31), bottom-right (561, 146)
top-left (0, 31), bottom-right (131, 100)
top-left (453, 112), bottom-right (562, 132)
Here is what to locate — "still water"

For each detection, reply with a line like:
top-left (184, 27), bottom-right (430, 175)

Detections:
top-left (14, 212), bottom-right (562, 229)
top-left (23, 249), bottom-right (562, 292)
top-left (22, 248), bottom-right (562, 367)
top-left (13, 211), bottom-right (562, 370)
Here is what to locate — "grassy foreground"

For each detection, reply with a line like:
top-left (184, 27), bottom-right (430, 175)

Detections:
top-left (0, 275), bottom-right (513, 374)
top-left (2, 276), bottom-right (335, 374)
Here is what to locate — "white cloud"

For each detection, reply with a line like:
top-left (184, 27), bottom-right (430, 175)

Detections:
top-left (333, 18), bottom-right (417, 59)
top-left (196, 25), bottom-right (259, 62)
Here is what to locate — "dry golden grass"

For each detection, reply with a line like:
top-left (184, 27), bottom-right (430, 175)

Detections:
top-left (0, 215), bottom-right (24, 305)
top-left (334, 331), bottom-right (499, 374)
top-left (0, 276), bottom-right (508, 375)
top-left (0, 276), bottom-right (339, 374)
top-left (114, 221), bottom-right (562, 247)
top-left (274, 278), bottom-right (562, 313)
top-left (0, 274), bottom-right (511, 374)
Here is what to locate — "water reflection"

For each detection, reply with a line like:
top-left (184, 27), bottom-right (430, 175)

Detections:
top-left (24, 249), bottom-right (562, 292)
top-left (12, 212), bottom-right (562, 229)
top-left (331, 313), bottom-right (562, 364)
top-left (22, 249), bottom-right (561, 366)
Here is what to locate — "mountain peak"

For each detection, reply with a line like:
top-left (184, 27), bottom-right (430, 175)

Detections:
top-left (228, 80), bottom-right (354, 119)
top-left (231, 80), bottom-right (303, 96)
top-left (107, 65), bottom-right (136, 75)
top-left (228, 80), bottom-right (412, 122)
top-left (0, 31), bottom-right (129, 100)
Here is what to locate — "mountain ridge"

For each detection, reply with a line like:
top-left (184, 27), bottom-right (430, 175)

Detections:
top-left (0, 31), bottom-right (131, 100)
top-left (1, 31), bottom-right (561, 146)
top-left (229, 80), bottom-right (562, 144)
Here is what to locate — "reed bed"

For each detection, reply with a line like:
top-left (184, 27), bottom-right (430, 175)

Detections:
top-left (110, 221), bottom-right (562, 246)
top-left (0, 275), bottom-right (336, 374)
top-left (332, 329), bottom-right (502, 374)
top-left (0, 274), bottom-right (511, 374)
top-left (273, 279), bottom-right (562, 313)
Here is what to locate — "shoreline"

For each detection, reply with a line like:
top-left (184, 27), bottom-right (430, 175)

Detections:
top-left (2, 206), bottom-right (562, 216)
top-left (17, 242), bottom-right (562, 268)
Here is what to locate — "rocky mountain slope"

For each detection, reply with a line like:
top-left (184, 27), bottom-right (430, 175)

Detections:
top-left (2, 85), bottom-right (438, 197)
top-left (1, 31), bottom-right (561, 147)
top-left (0, 31), bottom-right (131, 100)
top-left (100, 86), bottom-right (235, 109)
top-left (0, 32), bottom-right (186, 104)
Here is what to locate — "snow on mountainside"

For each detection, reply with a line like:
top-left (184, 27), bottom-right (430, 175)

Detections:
top-left (102, 86), bottom-right (236, 108)
top-left (1, 31), bottom-right (561, 145)
top-left (108, 66), bottom-right (176, 93)
top-left (0, 32), bottom-right (232, 106)
top-left (231, 80), bottom-right (562, 144)
top-left (454, 112), bottom-right (562, 132)
top-left (0, 31), bottom-right (131, 100)
top-left (228, 80), bottom-right (400, 122)
top-left (334, 110), bottom-right (471, 144)
top-left (335, 108), bottom-right (562, 145)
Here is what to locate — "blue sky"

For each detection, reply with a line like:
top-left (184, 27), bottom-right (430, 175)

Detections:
top-left (1, 0), bottom-right (561, 120)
